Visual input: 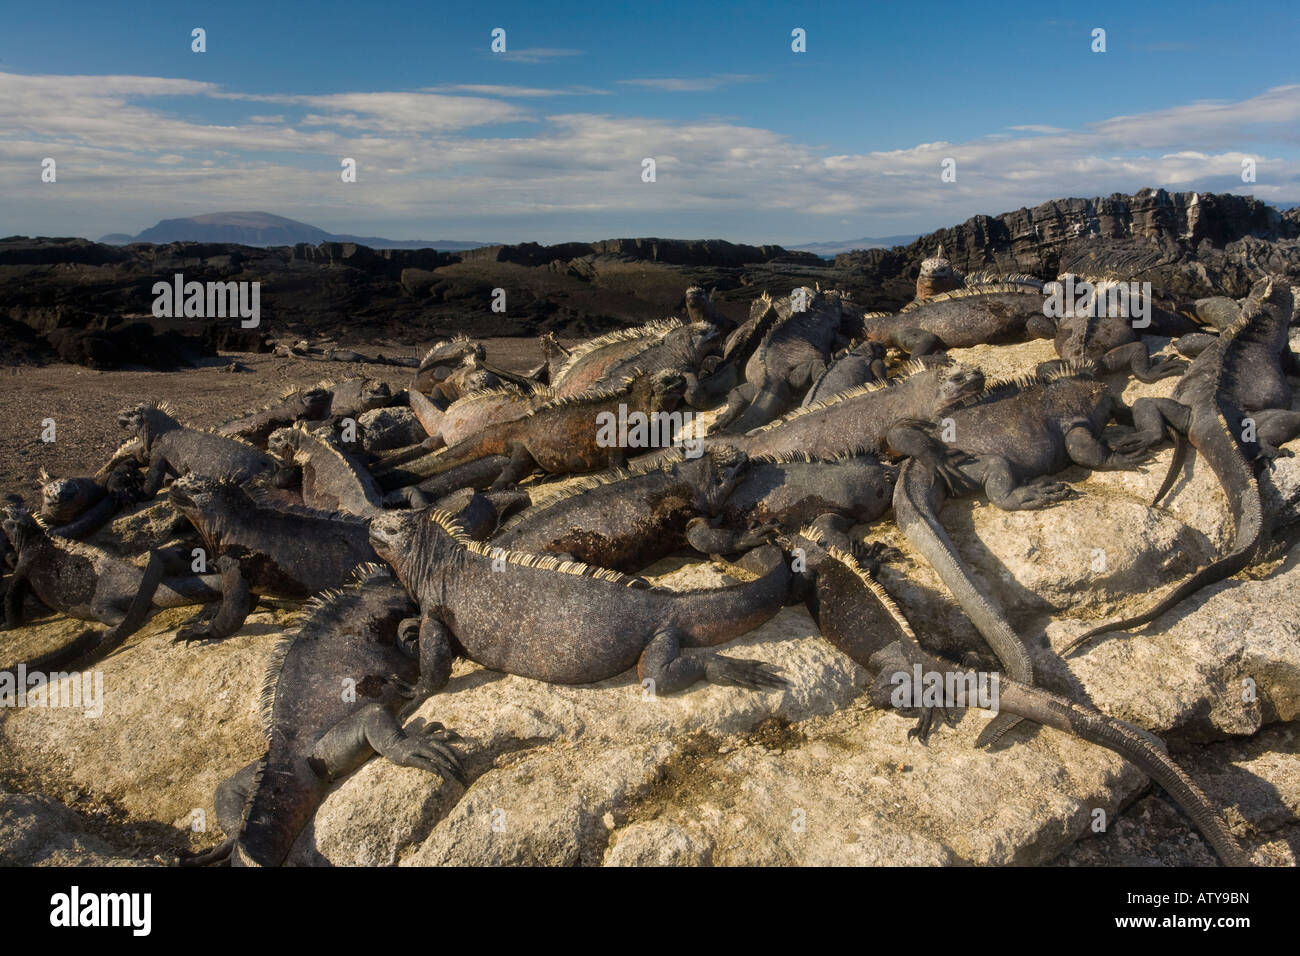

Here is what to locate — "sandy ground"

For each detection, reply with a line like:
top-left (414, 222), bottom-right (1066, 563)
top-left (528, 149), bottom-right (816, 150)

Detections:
top-left (0, 338), bottom-right (554, 501)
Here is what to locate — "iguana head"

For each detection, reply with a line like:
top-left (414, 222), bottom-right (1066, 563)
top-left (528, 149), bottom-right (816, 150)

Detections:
top-left (266, 427), bottom-right (299, 464)
top-left (937, 363), bottom-right (985, 404)
top-left (700, 443), bottom-right (751, 510)
top-left (649, 369), bottom-right (688, 413)
top-left (168, 473), bottom-right (241, 522)
top-left (1, 504), bottom-right (44, 552)
top-left (367, 509), bottom-right (429, 581)
top-left (358, 379), bottom-right (392, 411)
top-left (116, 401), bottom-right (177, 448)
top-left (39, 476), bottom-right (94, 523)
top-left (296, 387), bottom-right (333, 420)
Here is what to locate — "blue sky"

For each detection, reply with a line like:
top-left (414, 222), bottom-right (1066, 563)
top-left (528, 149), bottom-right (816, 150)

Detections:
top-left (3, 0), bottom-right (1299, 243)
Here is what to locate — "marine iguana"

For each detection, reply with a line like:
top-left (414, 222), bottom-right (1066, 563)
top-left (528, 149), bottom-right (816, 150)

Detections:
top-left (266, 424), bottom-right (383, 516)
top-left (117, 402), bottom-right (276, 495)
top-left (789, 526), bottom-right (1249, 867)
top-left (386, 382), bottom-right (552, 464)
top-left (380, 369), bottom-right (689, 490)
top-left (1034, 276), bottom-right (1194, 383)
top-left (217, 387), bottom-right (333, 448)
top-left (185, 564), bottom-right (464, 867)
top-left (549, 318), bottom-right (709, 398)
top-left (911, 245), bottom-right (964, 304)
top-left (167, 475), bottom-right (379, 641)
top-left (711, 287), bottom-right (858, 433)
top-left (1063, 280), bottom-right (1300, 653)
top-left (490, 445), bottom-right (752, 572)
top-left (683, 452), bottom-right (897, 556)
top-left (557, 321), bottom-right (720, 400)
top-left (679, 361), bottom-right (983, 489)
top-left (37, 464), bottom-right (146, 540)
top-left (861, 282), bottom-right (1049, 356)
top-left (411, 335), bottom-right (485, 396)
top-left (318, 377), bottom-right (394, 424)
top-left (369, 508), bottom-right (789, 695)
top-left (0, 505), bottom-right (217, 670)
top-left (889, 365), bottom-right (1149, 745)
top-left (800, 339), bottom-right (888, 406)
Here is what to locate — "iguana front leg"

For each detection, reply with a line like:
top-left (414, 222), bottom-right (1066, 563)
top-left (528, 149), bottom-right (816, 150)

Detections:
top-left (1250, 408), bottom-right (1300, 460)
top-left (175, 555), bottom-right (253, 643)
top-left (979, 457), bottom-right (1076, 511)
top-left (489, 445), bottom-right (538, 489)
top-left (637, 624), bottom-right (784, 695)
top-left (888, 328), bottom-right (942, 356)
top-left (179, 759), bottom-right (260, 866)
top-left (307, 702), bottom-right (465, 786)
top-left (143, 456), bottom-right (178, 497)
top-left (2, 561), bottom-right (31, 629)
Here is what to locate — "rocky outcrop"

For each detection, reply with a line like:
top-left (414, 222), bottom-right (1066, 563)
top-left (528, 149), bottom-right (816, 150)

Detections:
top-left (837, 189), bottom-right (1300, 307)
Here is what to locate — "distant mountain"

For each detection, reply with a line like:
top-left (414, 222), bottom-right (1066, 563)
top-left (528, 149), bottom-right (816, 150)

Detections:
top-left (98, 212), bottom-right (496, 252)
top-left (787, 234), bottom-right (921, 257)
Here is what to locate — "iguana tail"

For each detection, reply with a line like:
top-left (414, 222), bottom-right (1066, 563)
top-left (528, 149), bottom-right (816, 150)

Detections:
top-left (994, 679), bottom-right (1249, 866)
top-left (1150, 426), bottom-right (1187, 507)
top-left (893, 457), bottom-right (1033, 747)
top-left (1064, 422), bottom-right (1264, 655)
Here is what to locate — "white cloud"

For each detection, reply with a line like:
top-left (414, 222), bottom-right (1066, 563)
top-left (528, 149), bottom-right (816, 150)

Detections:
top-left (3, 71), bottom-right (1299, 242)
top-left (617, 74), bottom-right (763, 92)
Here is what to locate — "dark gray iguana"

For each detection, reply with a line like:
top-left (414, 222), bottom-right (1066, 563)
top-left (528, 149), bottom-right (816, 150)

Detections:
top-left (799, 339), bottom-right (888, 407)
top-left (1063, 280), bottom-right (1300, 653)
top-left (216, 386), bottom-right (333, 448)
top-left (888, 365), bottom-right (1149, 745)
top-left (684, 452), bottom-right (897, 557)
top-left (491, 445), bottom-right (752, 573)
top-left (36, 464), bottom-right (146, 540)
top-left (711, 287), bottom-right (860, 433)
top-left (167, 475), bottom-right (379, 642)
top-left (860, 281), bottom-right (1050, 356)
top-left (789, 525), bottom-right (1249, 867)
top-left (1035, 276), bottom-right (1195, 383)
top-left (0, 505), bottom-right (217, 671)
top-left (117, 402), bottom-right (276, 496)
top-left (266, 424), bottom-right (383, 516)
top-left (369, 508), bottom-right (789, 696)
top-left (185, 564), bottom-right (464, 867)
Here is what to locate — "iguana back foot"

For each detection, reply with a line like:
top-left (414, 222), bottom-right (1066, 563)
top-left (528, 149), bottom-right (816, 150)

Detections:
top-left (637, 625), bottom-right (784, 695)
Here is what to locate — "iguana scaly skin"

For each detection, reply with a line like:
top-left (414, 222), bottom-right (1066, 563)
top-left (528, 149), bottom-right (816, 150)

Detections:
top-left (1064, 281), bottom-right (1300, 652)
top-left (1038, 276), bottom-right (1193, 383)
top-left (790, 527), bottom-right (1248, 867)
top-left (37, 464), bottom-right (145, 540)
top-left (267, 424), bottom-right (383, 516)
top-left (411, 335), bottom-right (485, 396)
top-left (380, 370), bottom-right (688, 490)
top-left (117, 402), bottom-right (275, 495)
top-left (556, 320), bottom-right (719, 400)
top-left (800, 339), bottom-right (888, 407)
top-left (678, 361), bottom-right (983, 487)
top-left (491, 446), bottom-right (751, 572)
top-left (168, 475), bottom-right (378, 641)
top-left (318, 377), bottom-right (393, 424)
top-left (685, 285), bottom-right (736, 334)
top-left (713, 287), bottom-right (859, 433)
top-left (0, 506), bottom-right (218, 670)
top-left (862, 282), bottom-right (1049, 356)
top-left (188, 564), bottom-right (463, 867)
top-left (550, 318), bottom-right (702, 398)
top-left (684, 452), bottom-right (896, 555)
top-left (889, 366), bottom-right (1147, 745)
top-left (397, 382), bottom-right (553, 461)
top-left (217, 387), bottom-right (333, 448)
top-left (369, 509), bottom-right (789, 694)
